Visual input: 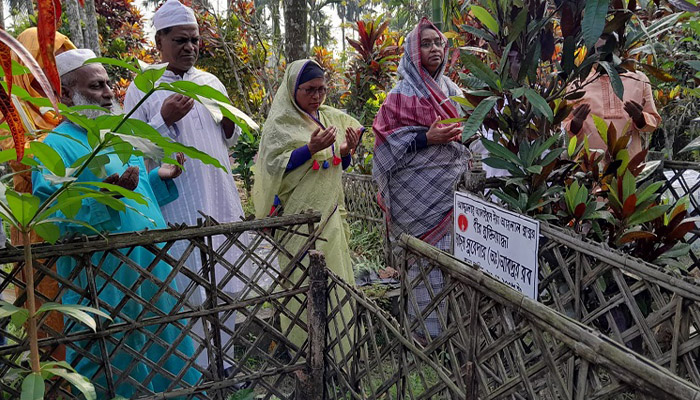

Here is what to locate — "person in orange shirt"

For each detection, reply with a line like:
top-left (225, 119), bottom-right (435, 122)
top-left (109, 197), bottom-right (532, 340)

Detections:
top-left (0, 28), bottom-right (76, 357)
top-left (563, 33), bottom-right (661, 158)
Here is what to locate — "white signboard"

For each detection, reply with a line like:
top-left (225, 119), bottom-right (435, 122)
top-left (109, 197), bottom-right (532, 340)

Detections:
top-left (453, 192), bottom-right (540, 300)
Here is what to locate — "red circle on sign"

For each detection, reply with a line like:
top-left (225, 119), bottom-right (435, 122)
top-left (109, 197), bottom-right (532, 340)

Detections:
top-left (458, 214), bottom-right (468, 232)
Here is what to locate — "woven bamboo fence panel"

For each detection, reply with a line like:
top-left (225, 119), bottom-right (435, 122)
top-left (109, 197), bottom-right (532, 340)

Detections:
top-left (342, 172), bottom-right (382, 231)
top-left (660, 160), bottom-right (700, 269)
top-left (388, 235), bottom-right (700, 399)
top-left (0, 213), bottom-right (322, 399)
top-left (319, 234), bottom-right (700, 399)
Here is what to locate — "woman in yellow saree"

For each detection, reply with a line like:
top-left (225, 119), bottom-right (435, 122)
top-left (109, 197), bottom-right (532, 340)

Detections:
top-left (253, 59), bottom-right (362, 360)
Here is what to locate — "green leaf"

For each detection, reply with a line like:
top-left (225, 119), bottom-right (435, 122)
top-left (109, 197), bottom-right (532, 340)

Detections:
top-left (636, 181), bottom-right (662, 205)
top-left (21, 373), bottom-right (44, 400)
top-left (524, 88), bottom-right (553, 122)
top-left (437, 117), bottom-right (467, 124)
top-left (29, 141), bottom-right (66, 177)
top-left (582, 0), bottom-right (610, 49)
top-left (84, 57), bottom-right (139, 74)
top-left (470, 5), bottom-right (499, 33)
top-left (463, 97), bottom-right (498, 141)
top-left (460, 54), bottom-right (500, 89)
top-left (568, 135), bottom-right (578, 157)
top-left (36, 303), bottom-right (111, 332)
top-left (598, 61), bottom-right (625, 100)
top-left (6, 190), bottom-right (40, 227)
top-left (628, 205), bottom-right (671, 226)
top-left (33, 221), bottom-right (60, 244)
top-left (686, 60), bottom-right (700, 71)
top-left (0, 301), bottom-right (29, 328)
top-left (508, 8), bottom-right (528, 42)
top-left (162, 81), bottom-right (259, 134)
top-left (115, 118), bottom-right (225, 170)
top-left (451, 96), bottom-right (475, 109)
top-left (75, 182), bottom-right (148, 205)
top-left (481, 135), bottom-right (522, 166)
top-left (44, 367), bottom-right (96, 400)
top-left (681, 136), bottom-right (700, 153)
top-left (482, 157), bottom-right (522, 175)
top-left (40, 217), bottom-right (104, 238)
top-left (540, 148), bottom-right (565, 166)
top-left (622, 170), bottom-right (635, 202)
top-left (133, 64), bottom-right (168, 93)
top-left (526, 165), bottom-right (543, 174)
top-left (592, 114), bottom-right (608, 144)
top-left (0, 60), bottom-right (31, 77)
top-left (0, 149), bottom-right (18, 163)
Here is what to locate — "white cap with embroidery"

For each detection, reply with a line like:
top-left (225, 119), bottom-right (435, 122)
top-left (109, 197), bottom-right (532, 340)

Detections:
top-left (55, 48), bottom-right (97, 77)
top-left (153, 0), bottom-right (198, 31)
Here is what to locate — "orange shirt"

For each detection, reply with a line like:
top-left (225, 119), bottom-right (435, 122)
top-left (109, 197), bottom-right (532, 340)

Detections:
top-left (563, 70), bottom-right (661, 157)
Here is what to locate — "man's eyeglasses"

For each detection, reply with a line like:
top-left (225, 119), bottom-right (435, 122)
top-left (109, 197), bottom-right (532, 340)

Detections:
top-left (172, 37), bottom-right (200, 45)
top-left (299, 86), bottom-right (328, 96)
top-left (420, 40), bottom-right (445, 49)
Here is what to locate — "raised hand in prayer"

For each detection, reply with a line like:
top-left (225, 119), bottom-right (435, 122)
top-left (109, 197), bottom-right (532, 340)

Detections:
top-left (569, 104), bottom-right (591, 135)
top-left (340, 127), bottom-right (362, 157)
top-left (161, 93), bottom-right (195, 127)
top-left (103, 166), bottom-right (140, 197)
top-left (624, 100), bottom-right (646, 129)
top-left (159, 152), bottom-right (186, 180)
top-left (308, 126), bottom-right (336, 154)
top-left (426, 119), bottom-right (461, 145)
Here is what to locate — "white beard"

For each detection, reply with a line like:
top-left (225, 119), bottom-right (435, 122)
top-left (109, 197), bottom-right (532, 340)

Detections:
top-left (71, 92), bottom-right (123, 119)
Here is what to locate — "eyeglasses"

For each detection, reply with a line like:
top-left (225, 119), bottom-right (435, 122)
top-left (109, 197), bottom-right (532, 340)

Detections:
top-left (299, 86), bottom-right (328, 96)
top-left (420, 39), bottom-right (445, 49)
top-left (172, 37), bottom-right (200, 45)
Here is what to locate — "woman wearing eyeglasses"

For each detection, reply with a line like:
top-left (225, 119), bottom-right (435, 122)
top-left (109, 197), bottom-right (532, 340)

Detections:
top-left (253, 59), bottom-right (362, 357)
top-left (373, 18), bottom-right (471, 342)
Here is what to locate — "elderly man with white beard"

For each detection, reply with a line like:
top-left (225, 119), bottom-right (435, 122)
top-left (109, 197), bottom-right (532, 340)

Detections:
top-left (31, 49), bottom-right (201, 397)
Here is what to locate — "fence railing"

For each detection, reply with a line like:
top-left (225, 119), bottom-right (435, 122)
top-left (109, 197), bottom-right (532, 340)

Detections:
top-left (2, 207), bottom-right (699, 398)
top-left (341, 165), bottom-right (700, 396)
top-left (659, 160), bottom-right (700, 270)
top-left (319, 234), bottom-right (700, 399)
top-left (0, 212), bottom-right (322, 399)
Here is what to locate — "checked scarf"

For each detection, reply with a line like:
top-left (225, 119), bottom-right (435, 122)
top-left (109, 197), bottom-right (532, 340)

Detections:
top-left (372, 18), bottom-right (470, 243)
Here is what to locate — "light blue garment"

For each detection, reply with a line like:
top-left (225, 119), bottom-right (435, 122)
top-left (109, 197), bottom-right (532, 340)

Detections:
top-left (32, 121), bottom-right (201, 397)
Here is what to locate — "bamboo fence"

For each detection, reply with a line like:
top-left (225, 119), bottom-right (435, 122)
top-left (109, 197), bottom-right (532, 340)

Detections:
top-left (0, 212), bottom-right (323, 399)
top-left (0, 208), bottom-right (697, 398)
top-left (659, 160), bottom-right (700, 269)
top-left (339, 166), bottom-right (700, 397)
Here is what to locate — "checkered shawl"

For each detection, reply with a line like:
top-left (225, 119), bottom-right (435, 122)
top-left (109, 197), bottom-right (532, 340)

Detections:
top-left (372, 18), bottom-right (470, 243)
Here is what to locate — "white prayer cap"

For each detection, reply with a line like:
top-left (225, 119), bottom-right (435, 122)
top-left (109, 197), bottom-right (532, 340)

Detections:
top-left (56, 49), bottom-right (97, 77)
top-left (153, 0), bottom-right (198, 31)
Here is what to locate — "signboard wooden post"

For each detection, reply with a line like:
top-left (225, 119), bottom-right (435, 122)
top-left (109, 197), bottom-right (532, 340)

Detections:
top-left (453, 191), bottom-right (540, 300)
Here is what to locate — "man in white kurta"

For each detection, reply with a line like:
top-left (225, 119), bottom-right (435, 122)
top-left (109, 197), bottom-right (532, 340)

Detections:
top-left (123, 0), bottom-right (249, 374)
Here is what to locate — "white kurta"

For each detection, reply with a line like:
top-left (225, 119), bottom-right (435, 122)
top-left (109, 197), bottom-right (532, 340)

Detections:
top-left (125, 67), bottom-right (250, 369)
top-left (124, 68), bottom-right (250, 300)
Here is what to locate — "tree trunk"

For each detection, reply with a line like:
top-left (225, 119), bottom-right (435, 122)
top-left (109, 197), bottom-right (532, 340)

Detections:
top-left (0, 2), bottom-right (4, 30)
top-left (64, 0), bottom-right (84, 48)
top-left (79, 5), bottom-right (88, 45)
top-left (83, 0), bottom-right (100, 55)
top-left (341, 15), bottom-right (345, 54)
top-left (283, 0), bottom-right (307, 61)
top-left (271, 0), bottom-right (281, 44)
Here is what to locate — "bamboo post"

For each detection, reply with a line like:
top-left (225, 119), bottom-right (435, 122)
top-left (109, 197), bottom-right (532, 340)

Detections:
top-left (297, 250), bottom-right (327, 400)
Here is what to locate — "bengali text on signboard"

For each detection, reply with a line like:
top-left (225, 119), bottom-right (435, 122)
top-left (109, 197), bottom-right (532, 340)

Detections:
top-left (453, 191), bottom-right (540, 300)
